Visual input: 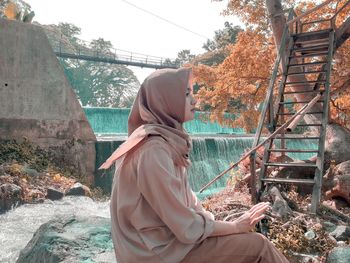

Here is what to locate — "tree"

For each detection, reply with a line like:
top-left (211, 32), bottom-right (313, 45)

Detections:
top-left (202, 21), bottom-right (243, 52)
top-left (194, 0), bottom-right (350, 134)
top-left (43, 23), bottom-right (140, 107)
top-left (0, 0), bottom-right (34, 22)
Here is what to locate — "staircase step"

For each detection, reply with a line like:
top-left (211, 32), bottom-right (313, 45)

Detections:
top-left (290, 51), bottom-right (328, 58)
top-left (273, 135), bottom-right (320, 140)
top-left (293, 44), bottom-right (329, 52)
top-left (277, 111), bottom-right (323, 115)
top-left (286, 70), bottom-right (327, 76)
top-left (276, 123), bottom-right (322, 127)
top-left (285, 80), bottom-right (326, 85)
top-left (264, 162), bottom-right (317, 168)
top-left (284, 89), bottom-right (324, 94)
top-left (279, 100), bottom-right (324, 105)
top-left (293, 29), bottom-right (331, 42)
top-left (289, 61), bottom-right (327, 68)
top-left (261, 178), bottom-right (315, 184)
top-left (268, 149), bottom-right (319, 153)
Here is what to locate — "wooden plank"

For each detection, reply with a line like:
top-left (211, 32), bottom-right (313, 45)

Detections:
top-left (262, 178), bottom-right (315, 184)
top-left (289, 61), bottom-right (327, 67)
top-left (267, 149), bottom-right (319, 153)
top-left (265, 162), bottom-right (317, 168)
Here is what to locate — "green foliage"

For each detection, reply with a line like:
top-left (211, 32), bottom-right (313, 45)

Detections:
top-left (0, 139), bottom-right (49, 171)
top-left (193, 22), bottom-right (243, 66)
top-left (46, 23), bottom-right (140, 107)
top-left (202, 22), bottom-right (243, 52)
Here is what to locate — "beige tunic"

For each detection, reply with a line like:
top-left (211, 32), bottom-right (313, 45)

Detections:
top-left (110, 136), bottom-right (215, 263)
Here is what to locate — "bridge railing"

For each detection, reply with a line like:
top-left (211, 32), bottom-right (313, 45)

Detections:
top-left (39, 25), bottom-right (178, 68)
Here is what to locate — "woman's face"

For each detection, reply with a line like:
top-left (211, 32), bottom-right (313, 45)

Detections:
top-left (183, 77), bottom-right (197, 123)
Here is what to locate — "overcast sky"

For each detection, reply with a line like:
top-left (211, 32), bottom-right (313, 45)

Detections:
top-left (25, 0), bottom-right (241, 82)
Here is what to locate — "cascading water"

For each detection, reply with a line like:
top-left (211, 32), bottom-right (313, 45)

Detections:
top-left (83, 108), bottom-right (244, 135)
top-left (86, 107), bottom-right (318, 196)
top-left (0, 196), bottom-right (110, 262)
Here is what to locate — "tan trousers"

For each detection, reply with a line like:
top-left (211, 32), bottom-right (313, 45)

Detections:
top-left (181, 232), bottom-right (289, 263)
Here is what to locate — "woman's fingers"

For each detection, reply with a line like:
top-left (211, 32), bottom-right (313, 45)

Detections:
top-left (250, 214), bottom-right (265, 226)
top-left (249, 202), bottom-right (270, 214)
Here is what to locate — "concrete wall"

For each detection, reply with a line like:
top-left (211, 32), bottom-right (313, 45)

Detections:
top-left (0, 18), bottom-right (96, 182)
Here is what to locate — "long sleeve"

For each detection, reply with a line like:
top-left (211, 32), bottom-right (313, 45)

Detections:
top-left (136, 143), bottom-right (214, 244)
top-left (187, 187), bottom-right (215, 221)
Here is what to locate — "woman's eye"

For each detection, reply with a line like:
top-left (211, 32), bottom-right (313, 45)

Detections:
top-left (186, 92), bottom-right (190, 96)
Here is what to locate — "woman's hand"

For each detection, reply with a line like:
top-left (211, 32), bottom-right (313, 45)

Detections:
top-left (210, 202), bottom-right (270, 237)
top-left (232, 202), bottom-right (270, 233)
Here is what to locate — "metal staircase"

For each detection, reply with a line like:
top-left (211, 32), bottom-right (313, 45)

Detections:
top-left (251, 3), bottom-right (347, 213)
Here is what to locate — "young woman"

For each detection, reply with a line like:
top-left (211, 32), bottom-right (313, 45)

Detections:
top-left (100, 68), bottom-right (289, 263)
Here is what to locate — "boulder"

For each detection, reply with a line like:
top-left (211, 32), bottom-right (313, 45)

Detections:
top-left (17, 216), bottom-right (116, 263)
top-left (65, 182), bottom-right (91, 197)
top-left (323, 161), bottom-right (350, 205)
top-left (329, 225), bottom-right (350, 242)
top-left (46, 187), bottom-right (64, 201)
top-left (0, 183), bottom-right (22, 213)
top-left (325, 246), bottom-right (350, 263)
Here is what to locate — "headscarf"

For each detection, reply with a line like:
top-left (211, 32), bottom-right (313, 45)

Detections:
top-left (99, 67), bottom-right (192, 169)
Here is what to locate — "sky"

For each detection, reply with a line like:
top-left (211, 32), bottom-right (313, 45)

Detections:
top-left (25, 0), bottom-right (241, 82)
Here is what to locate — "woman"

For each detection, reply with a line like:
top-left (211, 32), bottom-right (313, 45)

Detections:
top-left (100, 68), bottom-right (289, 263)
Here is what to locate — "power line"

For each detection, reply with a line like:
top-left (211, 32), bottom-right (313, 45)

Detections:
top-left (120, 0), bottom-right (210, 40)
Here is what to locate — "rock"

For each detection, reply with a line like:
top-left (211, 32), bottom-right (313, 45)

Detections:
top-left (260, 186), bottom-right (292, 218)
top-left (23, 166), bottom-right (39, 177)
top-left (0, 183), bottom-right (22, 213)
top-left (17, 216), bottom-right (116, 263)
top-left (288, 252), bottom-right (321, 263)
top-left (322, 221), bottom-right (337, 232)
top-left (304, 230), bottom-right (316, 240)
top-left (329, 225), bottom-right (350, 241)
top-left (325, 246), bottom-right (350, 263)
top-left (323, 160), bottom-right (350, 205)
top-left (65, 182), bottom-right (91, 197)
top-left (46, 187), bottom-right (64, 201)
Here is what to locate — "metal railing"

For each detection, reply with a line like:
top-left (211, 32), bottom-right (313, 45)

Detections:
top-left (39, 25), bottom-right (179, 69)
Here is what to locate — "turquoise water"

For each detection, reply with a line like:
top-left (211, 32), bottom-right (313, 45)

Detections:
top-left (83, 107), bottom-right (244, 135)
top-left (86, 106), bottom-right (318, 197)
top-left (94, 136), bottom-right (318, 195)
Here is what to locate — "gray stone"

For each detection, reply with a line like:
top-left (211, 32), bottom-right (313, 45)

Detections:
top-left (17, 216), bottom-right (116, 263)
top-left (323, 221), bottom-right (337, 232)
top-left (46, 187), bottom-right (64, 201)
top-left (329, 225), bottom-right (350, 241)
top-left (65, 182), bottom-right (91, 196)
top-left (325, 247), bottom-right (350, 263)
top-left (0, 183), bottom-right (22, 213)
top-left (0, 18), bottom-right (96, 183)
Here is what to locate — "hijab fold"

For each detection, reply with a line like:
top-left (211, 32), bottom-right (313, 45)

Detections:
top-left (99, 68), bottom-right (192, 170)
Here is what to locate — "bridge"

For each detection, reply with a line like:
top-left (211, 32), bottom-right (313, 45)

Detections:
top-left (49, 36), bottom-right (179, 69)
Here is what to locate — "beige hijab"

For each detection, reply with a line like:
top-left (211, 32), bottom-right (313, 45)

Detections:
top-left (99, 67), bottom-right (192, 169)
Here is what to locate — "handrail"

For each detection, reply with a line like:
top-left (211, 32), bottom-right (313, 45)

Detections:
top-left (252, 9), bottom-right (296, 148)
top-left (286, 0), bottom-right (333, 26)
top-left (198, 93), bottom-right (323, 193)
top-left (330, 0), bottom-right (350, 29)
top-left (287, 0), bottom-right (350, 33)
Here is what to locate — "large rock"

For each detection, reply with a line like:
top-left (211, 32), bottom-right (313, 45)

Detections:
top-left (17, 216), bottom-right (116, 263)
top-left (325, 246), bottom-right (350, 263)
top-left (323, 160), bottom-right (350, 205)
top-left (0, 183), bottom-right (22, 213)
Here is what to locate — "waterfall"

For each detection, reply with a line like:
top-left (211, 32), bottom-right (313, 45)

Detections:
top-left (83, 108), bottom-right (243, 135)
top-left (94, 136), bottom-right (318, 195)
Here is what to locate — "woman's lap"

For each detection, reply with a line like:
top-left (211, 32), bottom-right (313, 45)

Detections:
top-left (181, 232), bottom-right (289, 263)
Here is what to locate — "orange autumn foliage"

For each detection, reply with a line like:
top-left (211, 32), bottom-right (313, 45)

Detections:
top-left (193, 0), bottom-right (350, 132)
